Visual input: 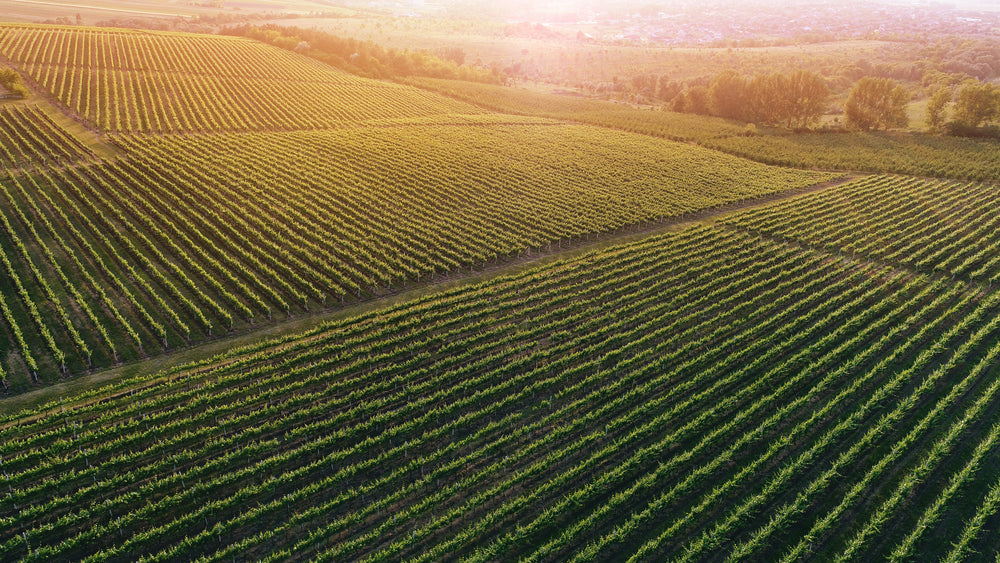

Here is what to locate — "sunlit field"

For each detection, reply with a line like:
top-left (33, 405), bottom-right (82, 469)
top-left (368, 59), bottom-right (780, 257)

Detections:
top-left (2, 1), bottom-right (1000, 560)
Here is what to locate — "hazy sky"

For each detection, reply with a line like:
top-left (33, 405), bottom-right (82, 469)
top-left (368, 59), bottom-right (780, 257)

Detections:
top-left (527, 0), bottom-right (1000, 8)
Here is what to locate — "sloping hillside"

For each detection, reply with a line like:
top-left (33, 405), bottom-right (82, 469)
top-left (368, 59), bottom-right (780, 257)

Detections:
top-left (0, 24), bottom-right (834, 390)
top-left (0, 24), bottom-right (487, 133)
top-left (4, 218), bottom-right (1000, 560)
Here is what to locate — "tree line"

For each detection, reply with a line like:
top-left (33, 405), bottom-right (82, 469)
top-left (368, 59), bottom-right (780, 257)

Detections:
top-left (221, 25), bottom-right (504, 84)
top-left (673, 69), bottom-right (1000, 135)
top-left (221, 24), bottom-right (1000, 136)
top-left (667, 70), bottom-right (916, 132)
top-left (670, 70), bottom-right (1000, 136)
top-left (926, 78), bottom-right (1000, 137)
top-left (670, 69), bottom-right (830, 129)
top-left (709, 70), bottom-right (827, 128)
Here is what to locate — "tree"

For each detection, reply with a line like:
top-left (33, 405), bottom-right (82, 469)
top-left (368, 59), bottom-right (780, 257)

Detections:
top-left (784, 70), bottom-right (829, 128)
top-left (629, 74), bottom-right (657, 101)
top-left (682, 85), bottom-right (710, 115)
top-left (684, 69), bottom-right (826, 128)
top-left (669, 90), bottom-right (686, 112)
top-left (656, 75), bottom-right (680, 102)
top-left (844, 77), bottom-right (910, 131)
top-left (745, 73), bottom-right (787, 125)
top-left (709, 70), bottom-right (748, 120)
top-left (435, 46), bottom-right (466, 65)
top-left (953, 79), bottom-right (1000, 128)
top-left (925, 86), bottom-right (952, 131)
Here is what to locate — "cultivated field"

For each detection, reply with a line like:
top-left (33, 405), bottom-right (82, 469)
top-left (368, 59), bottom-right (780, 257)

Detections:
top-left (0, 0), bottom-right (349, 27)
top-left (0, 24), bottom-right (833, 390)
top-left (2, 16), bottom-right (1000, 562)
top-left (725, 175), bottom-right (1000, 282)
top-left (269, 16), bottom-right (920, 85)
top-left (4, 214), bottom-right (1000, 560)
top-left (412, 77), bottom-right (1000, 182)
top-left (405, 76), bottom-right (754, 141)
top-left (0, 103), bottom-right (94, 166)
top-left (0, 25), bottom-right (488, 132)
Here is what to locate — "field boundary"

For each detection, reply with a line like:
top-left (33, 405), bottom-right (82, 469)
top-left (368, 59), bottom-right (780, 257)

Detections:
top-left (721, 222), bottom-right (996, 294)
top-left (0, 52), bottom-right (119, 159)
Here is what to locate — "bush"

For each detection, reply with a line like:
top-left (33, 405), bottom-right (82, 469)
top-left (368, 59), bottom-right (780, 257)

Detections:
top-left (0, 67), bottom-right (27, 98)
top-left (945, 120), bottom-right (1000, 138)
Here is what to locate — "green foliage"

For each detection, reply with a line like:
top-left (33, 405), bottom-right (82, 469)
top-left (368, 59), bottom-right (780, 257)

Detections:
top-left (726, 175), bottom-right (1000, 284)
top-left (943, 120), bottom-right (1000, 138)
top-left (844, 77), bottom-right (910, 131)
top-left (222, 24), bottom-right (500, 84)
top-left (0, 116), bottom-right (831, 387)
top-left (784, 69), bottom-right (830, 128)
top-left (925, 86), bottom-right (952, 131)
top-left (703, 130), bottom-right (1000, 181)
top-left (750, 70), bottom-right (828, 128)
top-left (404, 77), bottom-right (747, 141)
top-left (0, 105), bottom-right (93, 167)
top-left (708, 70), bottom-right (748, 120)
top-left (0, 25), bottom-right (487, 133)
top-left (679, 85), bottom-right (710, 115)
top-left (5, 207), bottom-right (1000, 559)
top-left (411, 77), bottom-right (1000, 182)
top-left (3, 22), bottom-right (1000, 562)
top-left (697, 69), bottom-right (828, 128)
top-left (0, 66), bottom-right (27, 97)
top-left (952, 79), bottom-right (1000, 128)
top-left (745, 72), bottom-right (787, 125)
top-left (0, 24), bottom-right (831, 388)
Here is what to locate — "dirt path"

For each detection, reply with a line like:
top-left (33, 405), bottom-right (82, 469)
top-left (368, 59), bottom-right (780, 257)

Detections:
top-left (0, 174), bottom-right (857, 417)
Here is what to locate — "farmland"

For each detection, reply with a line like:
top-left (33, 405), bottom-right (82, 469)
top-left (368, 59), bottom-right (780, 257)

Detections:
top-left (724, 175), bottom-right (1000, 283)
top-left (411, 77), bottom-right (1000, 182)
top-left (0, 24), bottom-right (833, 389)
top-left (0, 104), bottom-right (94, 166)
top-left (0, 117), bottom-right (833, 385)
top-left (267, 15), bottom-right (924, 85)
top-left (5, 210), bottom-right (1000, 559)
top-left (404, 76), bottom-right (755, 141)
top-left (0, 0), bottom-right (349, 27)
top-left (0, 25), bottom-right (488, 133)
top-left (2, 12), bottom-right (1000, 562)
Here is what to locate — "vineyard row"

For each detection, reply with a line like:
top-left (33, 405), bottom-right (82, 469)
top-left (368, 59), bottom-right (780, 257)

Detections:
top-left (0, 24), bottom-right (488, 133)
top-left (0, 122), bottom-right (831, 387)
top-left (3, 226), bottom-right (1000, 560)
